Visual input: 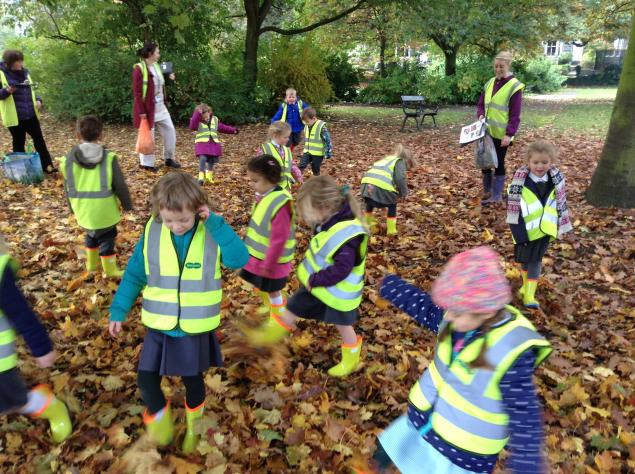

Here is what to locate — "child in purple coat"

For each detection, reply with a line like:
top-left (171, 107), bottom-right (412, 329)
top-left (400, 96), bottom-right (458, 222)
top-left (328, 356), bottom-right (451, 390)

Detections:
top-left (189, 104), bottom-right (238, 185)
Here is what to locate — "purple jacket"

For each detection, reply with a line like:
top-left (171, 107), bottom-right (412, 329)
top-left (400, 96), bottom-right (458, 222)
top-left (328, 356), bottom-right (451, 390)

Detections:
top-left (308, 202), bottom-right (365, 288)
top-left (476, 75), bottom-right (523, 137)
top-left (189, 109), bottom-right (237, 157)
top-left (0, 62), bottom-right (41, 122)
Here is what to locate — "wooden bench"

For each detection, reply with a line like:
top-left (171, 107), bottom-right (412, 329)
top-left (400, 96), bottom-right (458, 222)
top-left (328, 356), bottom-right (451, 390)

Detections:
top-left (400, 95), bottom-right (439, 131)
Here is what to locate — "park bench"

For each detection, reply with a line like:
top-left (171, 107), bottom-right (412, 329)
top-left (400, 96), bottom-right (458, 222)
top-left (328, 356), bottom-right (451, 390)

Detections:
top-left (400, 95), bottom-right (439, 131)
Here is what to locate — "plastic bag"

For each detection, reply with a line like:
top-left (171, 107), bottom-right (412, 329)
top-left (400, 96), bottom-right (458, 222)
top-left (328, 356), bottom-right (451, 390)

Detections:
top-left (474, 132), bottom-right (498, 170)
top-left (135, 117), bottom-right (154, 155)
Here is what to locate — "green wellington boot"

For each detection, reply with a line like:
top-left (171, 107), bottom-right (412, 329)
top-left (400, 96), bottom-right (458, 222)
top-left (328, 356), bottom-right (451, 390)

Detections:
top-left (517, 270), bottom-right (528, 300)
top-left (101, 255), bottom-right (124, 278)
top-left (255, 290), bottom-right (270, 316)
top-left (30, 385), bottom-right (72, 443)
top-left (522, 280), bottom-right (540, 309)
top-left (205, 170), bottom-right (214, 183)
top-left (364, 213), bottom-right (377, 232)
top-left (386, 217), bottom-right (397, 235)
top-left (143, 402), bottom-right (174, 446)
top-left (86, 247), bottom-right (99, 272)
top-left (182, 402), bottom-right (204, 454)
top-left (198, 171), bottom-right (205, 185)
top-left (328, 337), bottom-right (363, 377)
top-left (247, 314), bottom-right (291, 346)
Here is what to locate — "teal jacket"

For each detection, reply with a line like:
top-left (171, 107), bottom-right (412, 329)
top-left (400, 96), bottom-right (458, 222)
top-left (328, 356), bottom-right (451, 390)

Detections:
top-left (109, 213), bottom-right (248, 337)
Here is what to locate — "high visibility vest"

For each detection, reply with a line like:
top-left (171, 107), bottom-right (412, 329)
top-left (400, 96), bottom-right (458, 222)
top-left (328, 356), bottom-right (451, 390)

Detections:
top-left (361, 156), bottom-right (400, 193)
top-left (141, 216), bottom-right (222, 334)
top-left (195, 116), bottom-right (220, 144)
top-left (297, 219), bottom-right (368, 312)
top-left (134, 62), bottom-right (163, 101)
top-left (280, 100), bottom-right (304, 123)
top-left (0, 70), bottom-right (39, 128)
top-left (244, 189), bottom-right (296, 263)
top-left (0, 253), bottom-right (19, 373)
top-left (408, 306), bottom-right (551, 455)
top-left (59, 152), bottom-right (121, 230)
top-left (520, 186), bottom-right (558, 242)
top-left (303, 120), bottom-right (326, 156)
top-left (260, 142), bottom-right (293, 190)
top-left (484, 76), bottom-right (524, 140)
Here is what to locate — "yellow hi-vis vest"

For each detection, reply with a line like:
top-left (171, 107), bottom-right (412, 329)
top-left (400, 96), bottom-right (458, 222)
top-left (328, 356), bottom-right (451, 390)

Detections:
top-left (361, 156), bottom-right (400, 193)
top-left (520, 186), bottom-right (558, 242)
top-left (59, 152), bottom-right (121, 230)
top-left (0, 253), bottom-right (19, 373)
top-left (484, 76), bottom-right (524, 140)
top-left (244, 189), bottom-right (296, 263)
top-left (141, 216), bottom-right (222, 334)
top-left (260, 142), bottom-right (293, 190)
top-left (297, 219), bottom-right (368, 312)
top-left (280, 100), bottom-right (304, 122)
top-left (303, 120), bottom-right (326, 156)
top-left (0, 70), bottom-right (39, 128)
top-left (195, 116), bottom-right (220, 144)
top-left (134, 61), bottom-right (163, 101)
top-left (408, 306), bottom-right (551, 455)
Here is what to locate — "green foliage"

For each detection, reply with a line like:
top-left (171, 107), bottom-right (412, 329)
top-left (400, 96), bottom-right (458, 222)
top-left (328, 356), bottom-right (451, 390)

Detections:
top-left (515, 58), bottom-right (567, 93)
top-left (558, 52), bottom-right (573, 65)
top-left (325, 53), bottom-right (361, 101)
top-left (356, 62), bottom-right (423, 103)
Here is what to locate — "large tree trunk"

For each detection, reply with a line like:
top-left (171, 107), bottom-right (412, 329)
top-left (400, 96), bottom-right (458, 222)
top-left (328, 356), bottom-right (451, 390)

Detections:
top-left (443, 47), bottom-right (458, 76)
top-left (586, 15), bottom-right (635, 208)
top-left (242, 0), bottom-right (265, 89)
top-left (379, 32), bottom-right (387, 78)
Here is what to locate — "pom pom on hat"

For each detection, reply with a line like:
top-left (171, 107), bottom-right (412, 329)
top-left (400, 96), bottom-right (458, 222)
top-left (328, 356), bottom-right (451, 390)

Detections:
top-left (431, 246), bottom-right (511, 313)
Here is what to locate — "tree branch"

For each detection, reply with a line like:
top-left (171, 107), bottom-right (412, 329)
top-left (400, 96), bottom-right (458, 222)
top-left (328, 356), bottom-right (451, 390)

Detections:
top-left (259, 0), bottom-right (366, 35)
top-left (43, 7), bottom-right (109, 47)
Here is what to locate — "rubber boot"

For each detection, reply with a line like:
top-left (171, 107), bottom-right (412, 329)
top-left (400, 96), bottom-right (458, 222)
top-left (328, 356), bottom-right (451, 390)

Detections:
top-left (182, 402), bottom-right (204, 454)
top-left (101, 255), bottom-right (124, 279)
top-left (198, 171), bottom-right (205, 185)
top-left (488, 175), bottom-right (506, 204)
top-left (247, 313), bottom-right (291, 346)
top-left (327, 336), bottom-right (362, 377)
top-left (365, 212), bottom-right (377, 232)
top-left (30, 385), bottom-right (72, 443)
top-left (205, 171), bottom-right (214, 184)
top-left (254, 289), bottom-right (270, 316)
top-left (143, 402), bottom-right (174, 446)
top-left (386, 217), bottom-right (397, 235)
top-left (86, 247), bottom-right (99, 272)
top-left (480, 173), bottom-right (492, 203)
top-left (522, 280), bottom-right (540, 309)
top-left (517, 270), bottom-right (528, 300)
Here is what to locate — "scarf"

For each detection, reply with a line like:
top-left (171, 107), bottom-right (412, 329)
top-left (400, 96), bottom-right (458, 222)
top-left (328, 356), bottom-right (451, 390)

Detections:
top-left (506, 165), bottom-right (572, 237)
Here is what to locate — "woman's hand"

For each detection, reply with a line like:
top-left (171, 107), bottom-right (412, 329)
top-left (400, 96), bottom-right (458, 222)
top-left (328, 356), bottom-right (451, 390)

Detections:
top-left (478, 115), bottom-right (485, 121)
top-left (501, 135), bottom-right (512, 147)
top-left (169, 73), bottom-right (176, 81)
top-left (109, 321), bottom-right (123, 338)
top-left (140, 113), bottom-right (147, 118)
top-left (197, 205), bottom-right (211, 220)
top-left (36, 99), bottom-right (42, 109)
top-left (5, 85), bottom-right (16, 94)
top-left (35, 351), bottom-right (56, 368)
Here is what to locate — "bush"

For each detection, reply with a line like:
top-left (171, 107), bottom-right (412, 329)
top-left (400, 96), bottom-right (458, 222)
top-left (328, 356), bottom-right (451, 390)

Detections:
top-left (558, 52), bottom-right (572, 65)
top-left (325, 53), bottom-right (360, 101)
top-left (515, 57), bottom-right (567, 93)
top-left (356, 62), bottom-right (423, 104)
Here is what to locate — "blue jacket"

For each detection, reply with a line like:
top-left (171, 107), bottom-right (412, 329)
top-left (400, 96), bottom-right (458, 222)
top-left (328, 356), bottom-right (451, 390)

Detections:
top-left (109, 213), bottom-right (249, 337)
top-left (271, 99), bottom-right (310, 133)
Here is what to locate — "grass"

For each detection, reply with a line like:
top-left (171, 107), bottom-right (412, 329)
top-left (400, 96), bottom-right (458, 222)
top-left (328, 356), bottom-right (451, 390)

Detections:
top-left (553, 87), bottom-right (617, 100)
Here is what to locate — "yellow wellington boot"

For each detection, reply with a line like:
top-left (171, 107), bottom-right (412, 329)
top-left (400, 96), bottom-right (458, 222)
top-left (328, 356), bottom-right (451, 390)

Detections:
top-left (522, 280), bottom-right (540, 309)
top-left (517, 270), bottom-right (528, 300)
top-left (86, 247), bottom-right (99, 272)
top-left (198, 171), bottom-right (205, 185)
top-left (101, 255), bottom-right (124, 279)
top-left (143, 402), bottom-right (174, 446)
top-left (254, 290), bottom-right (270, 316)
top-left (364, 212), bottom-right (377, 233)
top-left (386, 217), bottom-right (397, 235)
top-left (246, 313), bottom-right (291, 346)
top-left (30, 385), bottom-right (72, 443)
top-left (205, 171), bottom-right (214, 183)
top-left (182, 402), bottom-right (204, 454)
top-left (327, 336), bottom-right (363, 377)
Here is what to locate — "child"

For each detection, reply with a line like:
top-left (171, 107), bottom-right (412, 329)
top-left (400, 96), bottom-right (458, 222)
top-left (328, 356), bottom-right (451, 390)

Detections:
top-left (271, 88), bottom-right (310, 151)
top-left (0, 238), bottom-right (72, 443)
top-left (189, 103), bottom-right (239, 185)
top-left (260, 121), bottom-right (297, 190)
top-left (374, 246), bottom-right (551, 474)
top-left (361, 144), bottom-right (415, 235)
top-left (60, 115), bottom-right (133, 278)
top-left (299, 107), bottom-right (332, 177)
top-left (108, 173), bottom-right (248, 453)
top-left (506, 140), bottom-right (572, 309)
top-left (248, 176), bottom-right (368, 378)
top-left (241, 155), bottom-right (295, 320)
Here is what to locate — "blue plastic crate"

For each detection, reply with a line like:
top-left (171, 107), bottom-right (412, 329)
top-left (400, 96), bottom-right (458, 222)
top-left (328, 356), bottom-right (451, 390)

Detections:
top-left (1, 152), bottom-right (44, 184)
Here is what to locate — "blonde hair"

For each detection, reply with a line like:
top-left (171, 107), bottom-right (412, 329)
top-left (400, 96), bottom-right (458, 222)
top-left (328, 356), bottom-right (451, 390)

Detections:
top-left (301, 107), bottom-right (317, 121)
top-left (285, 88), bottom-right (297, 96)
top-left (198, 103), bottom-right (212, 115)
top-left (526, 140), bottom-right (557, 164)
top-left (297, 176), bottom-right (367, 231)
top-left (393, 144), bottom-right (416, 170)
top-left (495, 51), bottom-right (513, 64)
top-left (150, 172), bottom-right (209, 219)
top-left (268, 121), bottom-right (291, 140)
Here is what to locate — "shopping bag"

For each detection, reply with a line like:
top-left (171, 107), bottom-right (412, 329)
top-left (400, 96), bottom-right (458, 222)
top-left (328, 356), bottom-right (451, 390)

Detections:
top-left (135, 117), bottom-right (154, 155)
top-left (474, 131), bottom-right (498, 170)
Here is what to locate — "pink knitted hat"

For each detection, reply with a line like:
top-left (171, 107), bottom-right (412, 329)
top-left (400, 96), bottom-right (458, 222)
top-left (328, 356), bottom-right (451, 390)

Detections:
top-left (431, 246), bottom-right (511, 313)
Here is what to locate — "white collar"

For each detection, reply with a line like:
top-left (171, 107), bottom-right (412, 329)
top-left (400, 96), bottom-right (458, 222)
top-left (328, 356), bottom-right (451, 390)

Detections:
top-left (529, 172), bottom-right (549, 183)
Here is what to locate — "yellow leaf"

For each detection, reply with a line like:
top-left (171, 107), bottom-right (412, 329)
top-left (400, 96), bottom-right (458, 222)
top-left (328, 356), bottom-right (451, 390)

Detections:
top-left (482, 228), bottom-right (494, 242)
top-left (205, 373), bottom-right (228, 393)
top-left (51, 373), bottom-right (70, 393)
top-left (101, 375), bottom-right (125, 391)
top-left (5, 432), bottom-right (22, 451)
top-left (585, 405), bottom-right (610, 418)
top-left (559, 383), bottom-right (589, 407)
top-left (169, 455), bottom-right (203, 474)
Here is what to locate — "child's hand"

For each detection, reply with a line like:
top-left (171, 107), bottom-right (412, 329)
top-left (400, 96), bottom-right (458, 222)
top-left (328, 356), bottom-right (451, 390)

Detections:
top-left (197, 205), bottom-right (211, 220)
top-left (234, 128), bottom-right (240, 135)
top-left (109, 321), bottom-right (123, 338)
top-left (35, 351), bottom-right (56, 368)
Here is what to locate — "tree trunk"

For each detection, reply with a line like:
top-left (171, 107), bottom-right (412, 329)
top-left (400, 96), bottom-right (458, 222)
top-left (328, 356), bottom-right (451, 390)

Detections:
top-left (242, 0), bottom-right (264, 89)
top-left (379, 32), bottom-right (387, 78)
top-left (586, 14), bottom-right (635, 208)
top-left (444, 47), bottom-right (457, 76)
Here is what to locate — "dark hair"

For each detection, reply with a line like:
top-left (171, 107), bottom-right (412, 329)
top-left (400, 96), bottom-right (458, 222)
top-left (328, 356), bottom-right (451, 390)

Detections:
top-left (301, 107), bottom-right (317, 120)
top-left (2, 50), bottom-right (24, 69)
top-left (247, 155), bottom-right (281, 184)
top-left (77, 115), bottom-right (103, 142)
top-left (136, 42), bottom-right (158, 58)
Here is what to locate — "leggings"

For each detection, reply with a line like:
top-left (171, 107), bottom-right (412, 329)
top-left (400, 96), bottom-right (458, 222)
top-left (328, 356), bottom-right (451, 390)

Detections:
top-left (198, 155), bottom-right (219, 171)
top-left (522, 261), bottom-right (542, 280)
top-left (481, 137), bottom-right (508, 177)
top-left (137, 370), bottom-right (205, 414)
top-left (365, 197), bottom-right (397, 217)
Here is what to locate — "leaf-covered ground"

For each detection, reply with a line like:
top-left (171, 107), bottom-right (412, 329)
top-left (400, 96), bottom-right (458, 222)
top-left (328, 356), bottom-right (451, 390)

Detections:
top-left (1, 114), bottom-right (633, 473)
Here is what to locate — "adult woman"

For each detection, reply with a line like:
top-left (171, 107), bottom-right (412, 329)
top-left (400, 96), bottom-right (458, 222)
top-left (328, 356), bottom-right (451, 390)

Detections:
top-left (0, 50), bottom-right (56, 174)
top-left (477, 51), bottom-right (524, 205)
top-left (132, 42), bottom-right (180, 171)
